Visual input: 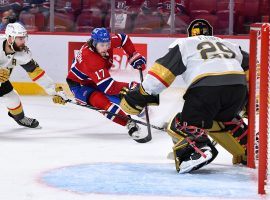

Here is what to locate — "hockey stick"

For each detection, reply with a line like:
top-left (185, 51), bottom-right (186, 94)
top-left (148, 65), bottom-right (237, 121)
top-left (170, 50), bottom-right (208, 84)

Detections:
top-left (67, 99), bottom-right (208, 157)
top-left (138, 68), bottom-right (152, 142)
top-left (66, 99), bottom-right (165, 132)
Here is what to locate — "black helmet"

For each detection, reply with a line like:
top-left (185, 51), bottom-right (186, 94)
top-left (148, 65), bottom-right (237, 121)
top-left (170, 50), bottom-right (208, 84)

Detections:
top-left (187, 19), bottom-right (213, 37)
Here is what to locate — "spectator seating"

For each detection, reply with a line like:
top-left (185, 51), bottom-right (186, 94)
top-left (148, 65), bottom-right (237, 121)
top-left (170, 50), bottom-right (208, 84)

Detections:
top-left (5, 0), bottom-right (269, 34)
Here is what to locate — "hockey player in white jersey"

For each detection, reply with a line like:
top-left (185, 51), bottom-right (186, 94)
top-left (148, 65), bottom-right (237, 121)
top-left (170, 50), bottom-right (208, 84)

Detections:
top-left (120, 19), bottom-right (249, 173)
top-left (0, 23), bottom-right (67, 128)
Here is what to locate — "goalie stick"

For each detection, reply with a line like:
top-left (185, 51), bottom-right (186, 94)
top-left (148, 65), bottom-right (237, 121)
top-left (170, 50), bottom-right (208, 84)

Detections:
top-left (138, 68), bottom-right (152, 142)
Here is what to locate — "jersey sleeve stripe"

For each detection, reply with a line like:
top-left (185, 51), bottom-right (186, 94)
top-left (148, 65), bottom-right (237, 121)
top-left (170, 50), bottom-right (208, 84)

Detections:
top-left (148, 62), bottom-right (176, 87)
top-left (97, 77), bottom-right (114, 93)
top-left (32, 70), bottom-right (45, 81)
top-left (148, 71), bottom-right (169, 87)
top-left (118, 33), bottom-right (128, 46)
top-left (142, 73), bottom-right (167, 95)
top-left (97, 77), bottom-right (111, 85)
top-left (71, 66), bottom-right (90, 80)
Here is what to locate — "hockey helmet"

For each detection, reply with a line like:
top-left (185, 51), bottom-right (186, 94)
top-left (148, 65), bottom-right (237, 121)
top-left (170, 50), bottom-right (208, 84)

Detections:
top-left (5, 23), bottom-right (28, 52)
top-left (91, 27), bottom-right (110, 47)
top-left (187, 19), bottom-right (213, 37)
top-left (5, 22), bottom-right (28, 40)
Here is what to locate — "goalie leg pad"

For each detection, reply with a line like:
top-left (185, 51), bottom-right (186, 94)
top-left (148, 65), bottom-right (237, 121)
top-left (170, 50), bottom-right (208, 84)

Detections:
top-left (167, 112), bottom-right (188, 143)
top-left (167, 112), bottom-right (218, 172)
top-left (167, 112), bottom-right (209, 143)
top-left (208, 116), bottom-right (247, 164)
top-left (172, 131), bottom-right (218, 173)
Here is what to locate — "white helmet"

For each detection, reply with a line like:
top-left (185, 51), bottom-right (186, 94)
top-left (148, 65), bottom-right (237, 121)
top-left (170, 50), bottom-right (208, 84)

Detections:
top-left (5, 22), bottom-right (27, 39)
top-left (5, 23), bottom-right (28, 51)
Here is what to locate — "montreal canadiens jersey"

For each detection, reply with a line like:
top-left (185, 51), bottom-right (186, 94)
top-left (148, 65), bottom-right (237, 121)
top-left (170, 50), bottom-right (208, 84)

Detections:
top-left (0, 37), bottom-right (47, 83)
top-left (66, 33), bottom-right (136, 95)
top-left (143, 35), bottom-right (249, 95)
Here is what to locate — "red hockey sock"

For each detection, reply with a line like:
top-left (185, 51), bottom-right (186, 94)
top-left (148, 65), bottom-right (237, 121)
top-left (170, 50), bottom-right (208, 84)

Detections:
top-left (89, 91), bottom-right (128, 126)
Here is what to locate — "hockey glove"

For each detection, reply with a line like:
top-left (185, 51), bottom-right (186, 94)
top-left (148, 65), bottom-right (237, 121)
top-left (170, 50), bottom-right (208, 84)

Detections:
top-left (128, 52), bottom-right (146, 70)
top-left (119, 81), bottom-right (138, 99)
top-left (0, 68), bottom-right (10, 83)
top-left (120, 84), bottom-right (159, 115)
top-left (52, 86), bottom-right (67, 105)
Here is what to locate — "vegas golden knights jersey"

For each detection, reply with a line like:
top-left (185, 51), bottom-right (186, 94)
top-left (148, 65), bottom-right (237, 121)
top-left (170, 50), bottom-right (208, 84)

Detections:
top-left (143, 35), bottom-right (248, 95)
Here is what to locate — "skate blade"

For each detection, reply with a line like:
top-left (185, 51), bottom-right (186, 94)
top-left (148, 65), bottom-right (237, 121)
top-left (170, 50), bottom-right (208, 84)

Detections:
top-left (178, 151), bottom-right (212, 174)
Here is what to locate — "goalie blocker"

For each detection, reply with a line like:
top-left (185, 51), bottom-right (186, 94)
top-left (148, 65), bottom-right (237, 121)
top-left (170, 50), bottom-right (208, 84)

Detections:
top-left (120, 84), bottom-right (159, 115)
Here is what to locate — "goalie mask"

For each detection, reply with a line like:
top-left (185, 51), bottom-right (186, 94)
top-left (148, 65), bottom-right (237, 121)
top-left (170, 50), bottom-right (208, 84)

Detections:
top-left (187, 19), bottom-right (213, 37)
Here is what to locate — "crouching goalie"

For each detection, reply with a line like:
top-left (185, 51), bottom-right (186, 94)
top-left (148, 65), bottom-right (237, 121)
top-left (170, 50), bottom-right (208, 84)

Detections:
top-left (120, 19), bottom-right (249, 173)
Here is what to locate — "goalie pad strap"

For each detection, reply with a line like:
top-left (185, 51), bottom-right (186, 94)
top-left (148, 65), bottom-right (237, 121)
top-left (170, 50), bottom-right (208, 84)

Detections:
top-left (208, 119), bottom-right (247, 164)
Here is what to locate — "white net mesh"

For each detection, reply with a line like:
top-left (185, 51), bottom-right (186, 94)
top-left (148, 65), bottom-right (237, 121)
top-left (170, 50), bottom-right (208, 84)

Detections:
top-left (267, 27), bottom-right (270, 192)
top-left (256, 31), bottom-right (261, 162)
top-left (250, 24), bottom-right (270, 194)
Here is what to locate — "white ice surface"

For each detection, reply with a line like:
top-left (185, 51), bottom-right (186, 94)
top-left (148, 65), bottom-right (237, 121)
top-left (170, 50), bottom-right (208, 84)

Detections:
top-left (0, 89), bottom-right (267, 200)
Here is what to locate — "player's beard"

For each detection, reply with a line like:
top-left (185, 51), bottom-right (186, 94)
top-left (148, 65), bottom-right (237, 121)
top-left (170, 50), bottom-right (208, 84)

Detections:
top-left (12, 42), bottom-right (25, 52)
top-left (100, 51), bottom-right (109, 58)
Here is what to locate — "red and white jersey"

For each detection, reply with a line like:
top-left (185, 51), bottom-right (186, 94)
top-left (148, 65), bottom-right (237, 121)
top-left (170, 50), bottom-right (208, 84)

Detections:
top-left (67, 33), bottom-right (136, 95)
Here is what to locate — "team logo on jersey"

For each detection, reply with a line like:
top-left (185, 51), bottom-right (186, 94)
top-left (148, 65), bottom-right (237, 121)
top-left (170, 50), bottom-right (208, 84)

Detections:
top-left (23, 46), bottom-right (30, 54)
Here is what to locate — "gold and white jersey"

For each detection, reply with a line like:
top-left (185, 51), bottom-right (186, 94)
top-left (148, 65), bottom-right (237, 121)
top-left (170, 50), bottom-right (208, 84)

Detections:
top-left (169, 35), bottom-right (245, 86)
top-left (143, 35), bottom-right (248, 95)
top-left (0, 37), bottom-right (32, 72)
top-left (0, 37), bottom-right (56, 95)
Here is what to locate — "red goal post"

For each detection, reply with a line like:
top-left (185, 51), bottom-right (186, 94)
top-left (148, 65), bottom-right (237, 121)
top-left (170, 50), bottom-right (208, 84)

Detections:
top-left (247, 23), bottom-right (270, 194)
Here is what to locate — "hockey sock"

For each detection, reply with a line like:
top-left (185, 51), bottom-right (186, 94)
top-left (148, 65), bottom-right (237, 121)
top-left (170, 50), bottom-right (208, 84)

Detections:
top-left (89, 91), bottom-right (128, 126)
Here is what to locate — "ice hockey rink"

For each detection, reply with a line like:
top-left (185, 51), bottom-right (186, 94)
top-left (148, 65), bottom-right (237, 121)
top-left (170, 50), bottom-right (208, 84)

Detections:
top-left (0, 89), bottom-right (267, 200)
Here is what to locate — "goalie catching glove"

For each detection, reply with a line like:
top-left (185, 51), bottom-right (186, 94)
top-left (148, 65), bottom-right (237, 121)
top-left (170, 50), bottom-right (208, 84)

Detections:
top-left (0, 68), bottom-right (10, 83)
top-left (52, 86), bottom-right (68, 105)
top-left (120, 84), bottom-right (159, 115)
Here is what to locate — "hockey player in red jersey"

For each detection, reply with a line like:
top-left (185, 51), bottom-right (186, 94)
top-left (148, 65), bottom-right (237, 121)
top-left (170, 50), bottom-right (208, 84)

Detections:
top-left (64, 27), bottom-right (150, 143)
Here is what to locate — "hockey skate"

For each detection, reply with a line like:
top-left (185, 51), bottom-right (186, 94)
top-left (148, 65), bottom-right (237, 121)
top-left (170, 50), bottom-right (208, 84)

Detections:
top-left (126, 120), bottom-right (150, 143)
top-left (177, 145), bottom-right (215, 174)
top-left (8, 112), bottom-right (40, 128)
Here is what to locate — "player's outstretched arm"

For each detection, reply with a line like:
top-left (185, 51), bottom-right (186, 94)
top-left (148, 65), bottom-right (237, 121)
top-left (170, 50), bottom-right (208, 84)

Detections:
top-left (113, 33), bottom-right (146, 71)
top-left (21, 59), bottom-right (68, 104)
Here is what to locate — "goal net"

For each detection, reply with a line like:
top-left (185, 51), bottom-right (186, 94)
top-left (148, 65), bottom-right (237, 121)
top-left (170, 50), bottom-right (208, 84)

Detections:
top-left (247, 23), bottom-right (270, 194)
